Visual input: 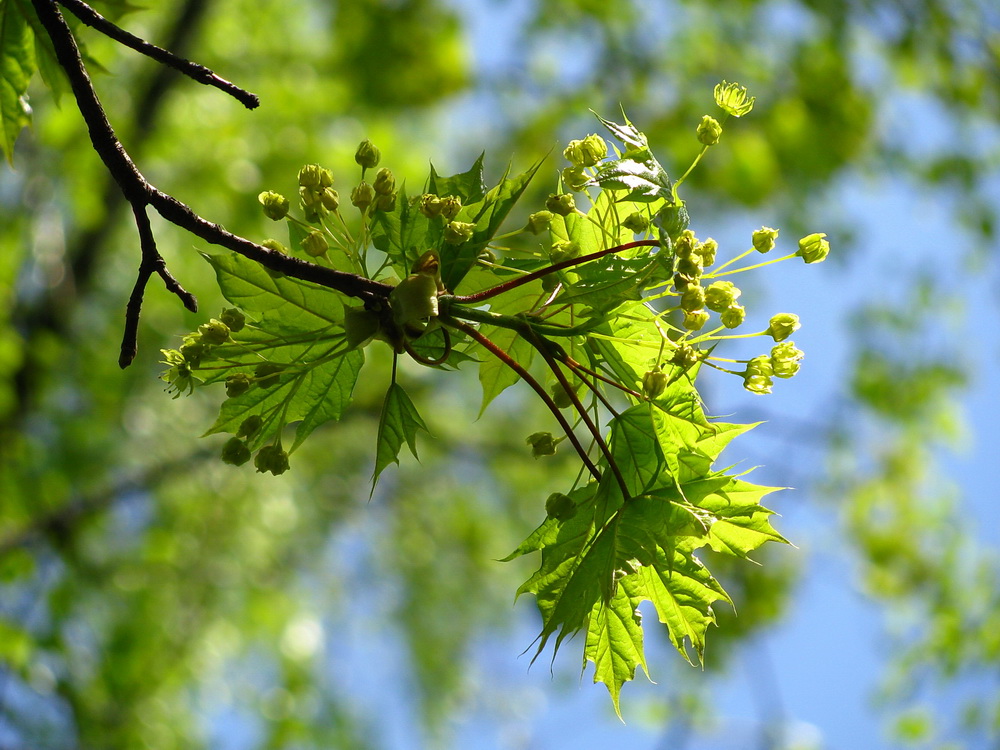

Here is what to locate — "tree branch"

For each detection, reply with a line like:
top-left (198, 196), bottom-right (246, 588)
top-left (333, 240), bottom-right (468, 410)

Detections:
top-left (56, 0), bottom-right (260, 109)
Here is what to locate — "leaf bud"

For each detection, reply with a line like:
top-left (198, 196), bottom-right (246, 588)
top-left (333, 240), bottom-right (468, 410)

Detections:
top-left (255, 444), bottom-right (290, 476)
top-left (526, 210), bottom-right (554, 234)
top-left (622, 212), bottom-right (650, 233)
top-left (298, 164), bottom-right (332, 189)
top-left (752, 226), bottom-right (779, 253)
top-left (642, 368), bottom-right (669, 399)
top-left (237, 415), bottom-right (263, 439)
top-left (301, 230), bottom-right (329, 257)
top-left (220, 307), bottom-right (245, 333)
top-left (258, 190), bottom-right (290, 220)
top-left (743, 373), bottom-right (773, 395)
top-left (720, 303), bottom-right (746, 329)
top-left (545, 193), bottom-right (576, 217)
top-left (354, 139), bottom-right (381, 170)
top-left (221, 437), bottom-right (252, 466)
top-left (443, 220), bottom-right (475, 244)
top-left (704, 280), bottom-right (741, 312)
top-left (526, 431), bottom-right (558, 458)
top-left (561, 166), bottom-right (591, 192)
top-left (254, 362), bottom-right (283, 388)
top-left (770, 341), bottom-right (804, 378)
top-left (198, 319), bottom-right (231, 345)
top-left (695, 238), bottom-right (718, 267)
top-left (683, 309), bottom-right (710, 331)
top-left (390, 272), bottom-right (439, 332)
top-left (696, 115), bottom-right (723, 145)
top-left (797, 232), bottom-right (830, 263)
top-left (714, 80), bottom-right (755, 117)
top-left (320, 187), bottom-right (340, 212)
top-left (545, 492), bottom-right (577, 520)
top-left (225, 372), bottom-right (253, 397)
top-left (680, 284), bottom-right (705, 312)
top-left (767, 312), bottom-right (800, 342)
top-left (351, 182), bottom-right (375, 212)
top-left (418, 193), bottom-right (442, 218)
top-left (439, 195), bottom-right (463, 220)
top-left (549, 240), bottom-right (580, 265)
top-left (373, 167), bottom-right (396, 196)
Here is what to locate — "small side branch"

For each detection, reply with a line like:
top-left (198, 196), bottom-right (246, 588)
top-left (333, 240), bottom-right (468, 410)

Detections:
top-left (56, 0), bottom-right (259, 109)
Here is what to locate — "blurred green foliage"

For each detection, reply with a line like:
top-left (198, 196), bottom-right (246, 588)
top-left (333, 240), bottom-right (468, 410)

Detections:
top-left (1, 0), bottom-right (998, 747)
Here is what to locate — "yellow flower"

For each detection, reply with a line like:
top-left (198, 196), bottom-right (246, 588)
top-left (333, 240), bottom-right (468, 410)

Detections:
top-left (714, 80), bottom-right (756, 118)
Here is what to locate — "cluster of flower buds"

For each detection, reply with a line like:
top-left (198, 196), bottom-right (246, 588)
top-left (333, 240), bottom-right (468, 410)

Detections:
top-left (742, 341), bottom-right (804, 394)
top-left (161, 308), bottom-right (246, 396)
top-left (296, 164), bottom-right (338, 222)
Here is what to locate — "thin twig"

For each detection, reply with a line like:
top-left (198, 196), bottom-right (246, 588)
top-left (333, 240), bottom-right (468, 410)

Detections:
top-left (56, 0), bottom-right (259, 109)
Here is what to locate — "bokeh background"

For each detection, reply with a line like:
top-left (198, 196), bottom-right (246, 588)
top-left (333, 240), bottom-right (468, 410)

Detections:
top-left (2, 0), bottom-right (999, 748)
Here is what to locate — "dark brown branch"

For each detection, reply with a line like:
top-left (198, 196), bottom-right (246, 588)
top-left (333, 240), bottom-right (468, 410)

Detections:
top-left (56, 0), bottom-right (260, 109)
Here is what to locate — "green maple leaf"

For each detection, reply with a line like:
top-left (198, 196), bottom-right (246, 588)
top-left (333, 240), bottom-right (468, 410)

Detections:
top-left (0, 1), bottom-right (33, 164)
top-left (372, 382), bottom-right (429, 488)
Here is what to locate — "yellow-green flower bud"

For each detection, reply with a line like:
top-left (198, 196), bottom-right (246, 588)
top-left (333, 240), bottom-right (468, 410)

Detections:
top-left (376, 191), bottom-right (397, 212)
top-left (745, 355), bottom-right (773, 378)
top-left (545, 492), bottom-right (577, 520)
top-left (642, 368), bottom-right (669, 399)
top-left (673, 271), bottom-right (695, 291)
top-left (673, 230), bottom-right (697, 258)
top-left (199, 319), bottom-right (231, 345)
top-left (549, 240), bottom-right (580, 265)
top-left (354, 139), bottom-right (381, 170)
top-left (320, 187), bottom-right (340, 212)
top-left (561, 166), bottom-right (591, 192)
top-left (298, 164), bottom-right (331, 189)
top-left (743, 373), bottom-right (773, 395)
top-left (373, 167), bottom-right (395, 196)
top-left (237, 415), bottom-right (263, 439)
top-left (220, 308), bottom-right (245, 333)
top-left (767, 313), bottom-right (800, 342)
top-left (444, 220), bottom-right (475, 244)
top-left (526, 210), bottom-right (554, 234)
top-left (255, 444), bottom-right (289, 476)
top-left (225, 372), bottom-right (253, 397)
top-left (797, 232), bottom-right (830, 263)
top-left (676, 254), bottom-right (703, 278)
top-left (301, 230), bottom-right (329, 257)
top-left (418, 193), bottom-right (442, 218)
top-left (683, 309), bottom-right (710, 331)
top-left (714, 80), bottom-right (755, 117)
top-left (671, 344), bottom-right (701, 369)
top-left (438, 195), bottom-right (462, 220)
top-left (351, 182), bottom-right (375, 212)
top-left (704, 280), bottom-right (741, 312)
top-left (564, 134), bottom-right (607, 167)
top-left (770, 341), bottom-right (804, 378)
top-left (258, 190), bottom-right (289, 220)
top-left (680, 284), bottom-right (705, 312)
top-left (545, 193), bottom-right (576, 217)
top-left (753, 226), bottom-right (779, 253)
top-left (695, 238), bottom-right (718, 267)
top-left (526, 431), bottom-right (558, 458)
top-left (254, 362), bottom-right (283, 388)
top-left (179, 338), bottom-right (207, 366)
top-left (221, 437), bottom-right (252, 466)
top-left (720, 303), bottom-right (746, 329)
top-left (697, 115), bottom-right (723, 145)
top-left (622, 212), bottom-right (650, 233)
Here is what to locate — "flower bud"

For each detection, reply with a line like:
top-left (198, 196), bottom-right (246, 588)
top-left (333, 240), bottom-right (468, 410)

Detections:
top-left (298, 164), bottom-right (331, 189)
top-left (373, 167), bottom-right (395, 196)
top-left (302, 230), bottom-right (329, 257)
top-left (704, 280), bottom-right (741, 312)
top-left (258, 190), bottom-right (289, 220)
top-left (375, 191), bottom-right (397, 212)
top-left (683, 309), bottom-right (710, 331)
top-left (199, 319), bottom-right (231, 345)
top-left (320, 187), bottom-right (340, 212)
top-left (225, 372), bottom-right (253, 397)
top-left (745, 355), bottom-right (773, 378)
top-left (622, 212), bottom-right (650, 233)
top-left (676, 254), bottom-right (703, 279)
top-left (564, 134), bottom-right (607, 167)
top-left (797, 232), bottom-right (830, 263)
top-left (221, 437), bottom-right (252, 466)
top-left (743, 373), bottom-right (773, 395)
top-left (770, 341), bottom-right (804, 378)
top-left (526, 210), bottom-right (553, 234)
top-left (526, 431), bottom-right (558, 458)
top-left (695, 238), bottom-right (718, 267)
top-left (255, 444), bottom-right (290, 476)
top-left (696, 115), bottom-right (723, 146)
top-left (180, 338), bottom-right (207, 367)
top-left (254, 362), bottom-right (283, 388)
top-left (439, 195), bottom-right (462, 220)
top-left (418, 193), bottom-right (442, 218)
top-left (673, 272), bottom-right (694, 291)
top-left (220, 307), bottom-right (245, 333)
top-left (561, 166), bottom-right (591, 192)
top-left (545, 193), bottom-right (576, 217)
top-left (545, 492), bottom-right (577, 520)
top-left (720, 303), bottom-right (746, 329)
top-left (767, 313), bottom-right (800, 342)
top-left (752, 226), bottom-right (779, 253)
top-left (671, 344), bottom-right (701, 369)
top-left (642, 368), bottom-right (668, 399)
top-left (354, 139), bottom-right (381, 170)
top-left (680, 284), bottom-right (705, 312)
top-left (351, 182), bottom-right (375, 212)
top-left (237, 415), bottom-right (263, 439)
top-left (549, 240), bottom-right (580, 265)
top-left (673, 230), bottom-right (696, 258)
top-left (444, 220), bottom-right (475, 244)
top-left (714, 80), bottom-right (755, 117)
